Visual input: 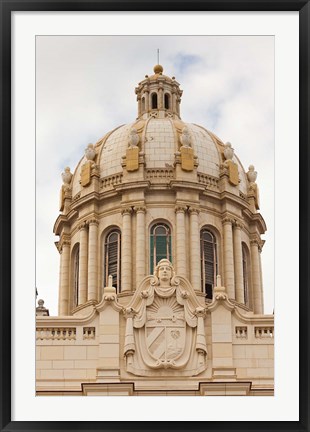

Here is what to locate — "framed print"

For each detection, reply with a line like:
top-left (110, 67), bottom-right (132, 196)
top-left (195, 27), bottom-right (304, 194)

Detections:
top-left (2, 1), bottom-right (309, 431)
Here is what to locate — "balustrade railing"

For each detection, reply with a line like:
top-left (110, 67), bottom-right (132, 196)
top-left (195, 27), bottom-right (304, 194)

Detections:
top-left (36, 327), bottom-right (76, 340)
top-left (83, 327), bottom-right (96, 339)
top-left (254, 326), bottom-right (274, 338)
top-left (101, 173), bottom-right (123, 189)
top-left (235, 326), bottom-right (248, 338)
top-left (197, 172), bottom-right (219, 189)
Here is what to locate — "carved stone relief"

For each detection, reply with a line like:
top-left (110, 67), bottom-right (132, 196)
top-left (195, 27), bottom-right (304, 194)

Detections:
top-left (123, 259), bottom-right (208, 376)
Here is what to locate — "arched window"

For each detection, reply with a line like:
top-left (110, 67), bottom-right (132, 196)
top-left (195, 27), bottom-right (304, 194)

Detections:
top-left (150, 223), bottom-right (172, 274)
top-left (151, 93), bottom-right (158, 109)
top-left (73, 245), bottom-right (80, 307)
top-left (141, 96), bottom-right (145, 112)
top-left (164, 93), bottom-right (170, 110)
top-left (200, 229), bottom-right (218, 299)
top-left (242, 244), bottom-right (249, 305)
top-left (104, 230), bottom-right (121, 293)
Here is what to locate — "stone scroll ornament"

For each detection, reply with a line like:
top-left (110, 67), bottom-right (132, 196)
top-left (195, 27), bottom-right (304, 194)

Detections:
top-left (223, 142), bottom-right (239, 186)
top-left (179, 127), bottom-right (194, 171)
top-left (126, 128), bottom-right (140, 172)
top-left (123, 259), bottom-right (208, 377)
top-left (81, 144), bottom-right (96, 187)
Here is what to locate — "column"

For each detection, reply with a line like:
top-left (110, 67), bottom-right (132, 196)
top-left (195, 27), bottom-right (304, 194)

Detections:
top-left (222, 217), bottom-right (235, 299)
top-left (78, 222), bottom-right (88, 305)
top-left (189, 207), bottom-right (201, 290)
top-left (137, 95), bottom-right (141, 117)
top-left (175, 206), bottom-right (187, 277)
top-left (233, 222), bottom-right (244, 303)
top-left (172, 89), bottom-right (177, 113)
top-left (176, 97), bottom-right (181, 116)
top-left (158, 86), bottom-right (163, 109)
top-left (135, 206), bottom-right (146, 288)
top-left (58, 237), bottom-right (70, 315)
top-left (87, 219), bottom-right (99, 301)
top-left (121, 208), bottom-right (132, 291)
top-left (259, 248), bottom-right (264, 314)
top-left (144, 89), bottom-right (149, 112)
top-left (251, 238), bottom-right (263, 314)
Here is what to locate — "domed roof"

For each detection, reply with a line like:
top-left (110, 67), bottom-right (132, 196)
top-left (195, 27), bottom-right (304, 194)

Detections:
top-left (71, 118), bottom-right (248, 197)
top-left (70, 65), bottom-right (249, 197)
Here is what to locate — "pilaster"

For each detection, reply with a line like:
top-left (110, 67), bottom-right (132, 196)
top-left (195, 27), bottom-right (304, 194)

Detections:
top-left (134, 206), bottom-right (146, 288)
top-left (211, 279), bottom-right (234, 371)
top-left (222, 217), bottom-right (235, 299)
top-left (87, 218), bottom-right (99, 301)
top-left (58, 235), bottom-right (70, 316)
top-left (189, 207), bottom-right (201, 290)
top-left (121, 208), bottom-right (133, 291)
top-left (250, 237), bottom-right (264, 314)
top-left (233, 221), bottom-right (244, 304)
top-left (175, 205), bottom-right (187, 277)
top-left (78, 222), bottom-right (88, 305)
top-left (96, 283), bottom-right (121, 382)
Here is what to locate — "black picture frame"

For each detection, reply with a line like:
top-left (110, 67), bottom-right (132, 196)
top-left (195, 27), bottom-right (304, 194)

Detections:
top-left (1, 1), bottom-right (309, 431)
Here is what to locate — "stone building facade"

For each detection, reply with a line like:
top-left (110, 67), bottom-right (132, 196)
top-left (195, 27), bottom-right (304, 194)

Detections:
top-left (36, 65), bottom-right (274, 396)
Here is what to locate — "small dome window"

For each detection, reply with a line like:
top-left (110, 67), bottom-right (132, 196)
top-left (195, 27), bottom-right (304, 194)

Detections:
top-left (151, 93), bottom-right (158, 109)
top-left (164, 93), bottom-right (171, 110)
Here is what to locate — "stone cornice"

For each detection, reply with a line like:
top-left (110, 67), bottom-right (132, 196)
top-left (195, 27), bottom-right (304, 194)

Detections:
top-left (53, 210), bottom-right (78, 236)
top-left (114, 181), bottom-right (150, 193)
top-left (70, 179), bottom-right (244, 211)
top-left (56, 234), bottom-right (71, 252)
top-left (242, 209), bottom-right (267, 234)
top-left (219, 189), bottom-right (247, 203)
top-left (232, 307), bottom-right (274, 325)
top-left (36, 306), bottom-right (97, 327)
top-left (70, 191), bottom-right (101, 211)
top-left (170, 180), bottom-right (205, 192)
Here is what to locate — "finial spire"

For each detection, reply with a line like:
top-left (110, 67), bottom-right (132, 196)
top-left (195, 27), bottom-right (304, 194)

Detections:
top-left (157, 48), bottom-right (159, 65)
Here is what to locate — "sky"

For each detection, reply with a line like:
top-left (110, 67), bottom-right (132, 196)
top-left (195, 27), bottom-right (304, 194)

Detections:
top-left (36, 35), bottom-right (274, 316)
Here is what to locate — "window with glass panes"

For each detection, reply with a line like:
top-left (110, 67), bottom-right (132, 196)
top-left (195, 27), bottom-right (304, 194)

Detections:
top-left (150, 223), bottom-right (172, 274)
top-left (104, 230), bottom-right (121, 293)
top-left (200, 229), bottom-right (217, 299)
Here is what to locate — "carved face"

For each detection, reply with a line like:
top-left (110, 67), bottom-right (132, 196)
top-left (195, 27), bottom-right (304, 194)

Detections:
top-left (158, 265), bottom-right (172, 284)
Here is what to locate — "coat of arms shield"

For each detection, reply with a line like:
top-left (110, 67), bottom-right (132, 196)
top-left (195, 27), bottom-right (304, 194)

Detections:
top-left (145, 300), bottom-right (186, 364)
